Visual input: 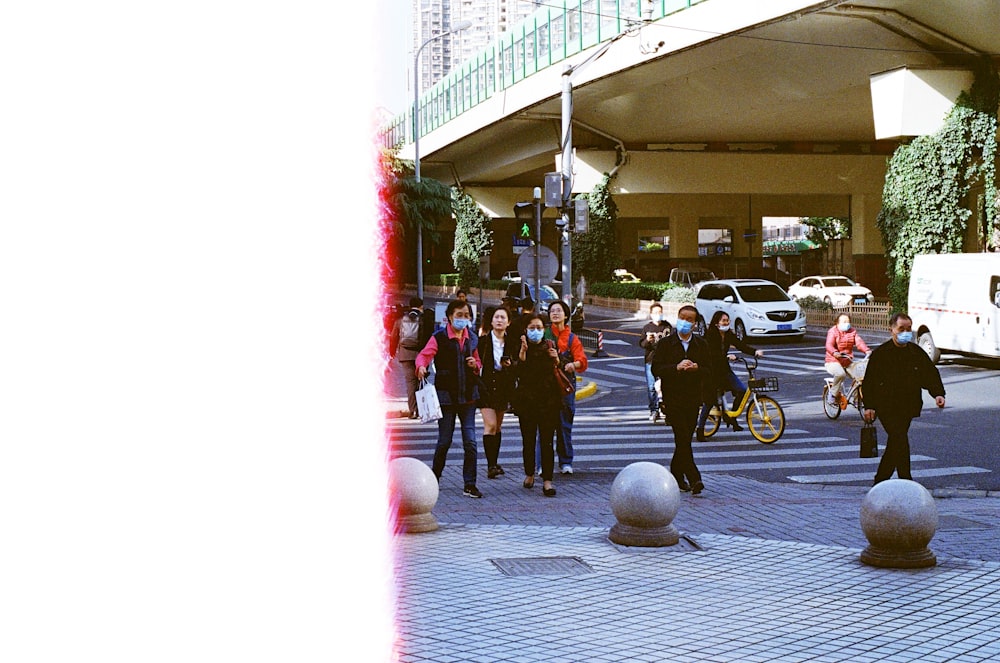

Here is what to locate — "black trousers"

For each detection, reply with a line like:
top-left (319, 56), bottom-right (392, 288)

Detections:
top-left (666, 401), bottom-right (702, 486)
top-left (874, 414), bottom-right (913, 482)
top-left (518, 409), bottom-right (558, 481)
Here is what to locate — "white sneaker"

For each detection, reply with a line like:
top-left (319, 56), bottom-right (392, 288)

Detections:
top-left (649, 410), bottom-right (657, 422)
top-left (560, 465), bottom-right (573, 475)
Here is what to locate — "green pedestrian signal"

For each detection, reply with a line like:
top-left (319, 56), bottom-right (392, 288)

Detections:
top-left (519, 222), bottom-right (531, 239)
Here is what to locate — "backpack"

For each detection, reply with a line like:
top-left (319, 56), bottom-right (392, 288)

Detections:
top-left (399, 312), bottom-right (421, 350)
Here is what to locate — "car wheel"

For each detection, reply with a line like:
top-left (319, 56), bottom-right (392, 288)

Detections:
top-left (823, 296), bottom-right (832, 307)
top-left (917, 331), bottom-right (941, 364)
top-left (734, 319), bottom-right (746, 341)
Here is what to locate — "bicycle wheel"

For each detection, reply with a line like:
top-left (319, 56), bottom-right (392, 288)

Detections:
top-left (853, 384), bottom-right (866, 420)
top-left (700, 404), bottom-right (721, 438)
top-left (822, 384), bottom-right (841, 420)
top-left (747, 395), bottom-right (785, 444)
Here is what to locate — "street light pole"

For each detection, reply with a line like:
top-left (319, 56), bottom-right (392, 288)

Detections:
top-left (413, 19), bottom-right (472, 300)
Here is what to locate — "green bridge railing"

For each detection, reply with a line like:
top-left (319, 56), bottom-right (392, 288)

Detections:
top-left (381, 0), bottom-right (708, 150)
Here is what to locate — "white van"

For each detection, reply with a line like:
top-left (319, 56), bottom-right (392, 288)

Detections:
top-left (908, 253), bottom-right (1000, 362)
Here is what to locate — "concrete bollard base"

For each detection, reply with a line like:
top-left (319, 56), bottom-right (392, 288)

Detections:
top-left (860, 544), bottom-right (936, 569)
top-left (397, 511), bottom-right (440, 534)
top-left (609, 522), bottom-right (679, 547)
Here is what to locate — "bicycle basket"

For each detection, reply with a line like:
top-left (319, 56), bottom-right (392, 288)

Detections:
top-left (748, 376), bottom-right (779, 392)
top-left (850, 358), bottom-right (868, 380)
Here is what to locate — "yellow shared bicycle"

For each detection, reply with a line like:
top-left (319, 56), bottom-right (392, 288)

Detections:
top-left (700, 356), bottom-right (786, 444)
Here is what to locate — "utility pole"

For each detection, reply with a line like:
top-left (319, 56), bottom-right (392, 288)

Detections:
top-left (557, 29), bottom-right (633, 305)
top-left (560, 68), bottom-right (573, 306)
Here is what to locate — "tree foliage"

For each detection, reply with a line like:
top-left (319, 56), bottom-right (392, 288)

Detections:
top-left (376, 146), bottom-right (454, 285)
top-left (877, 58), bottom-right (999, 311)
top-left (800, 217), bottom-right (851, 248)
top-left (451, 188), bottom-right (494, 287)
top-left (572, 173), bottom-right (620, 284)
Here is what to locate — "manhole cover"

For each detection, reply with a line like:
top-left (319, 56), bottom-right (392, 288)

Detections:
top-left (938, 515), bottom-right (989, 530)
top-left (490, 556), bottom-right (594, 577)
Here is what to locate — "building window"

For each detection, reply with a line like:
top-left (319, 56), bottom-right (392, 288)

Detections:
top-left (638, 232), bottom-right (669, 253)
top-left (698, 228), bottom-right (732, 257)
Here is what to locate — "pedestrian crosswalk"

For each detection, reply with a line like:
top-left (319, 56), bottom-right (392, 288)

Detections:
top-left (581, 346), bottom-right (829, 390)
top-left (386, 403), bottom-right (990, 486)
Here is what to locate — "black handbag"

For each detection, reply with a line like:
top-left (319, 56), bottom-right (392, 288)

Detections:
top-left (860, 422), bottom-right (878, 458)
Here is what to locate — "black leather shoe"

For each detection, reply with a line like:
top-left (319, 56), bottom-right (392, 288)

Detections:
top-left (690, 480), bottom-right (705, 495)
top-left (695, 428), bottom-right (706, 442)
top-left (677, 480), bottom-right (691, 492)
top-left (731, 421), bottom-right (743, 432)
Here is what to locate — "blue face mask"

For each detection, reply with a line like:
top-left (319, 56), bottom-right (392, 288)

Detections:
top-left (675, 319), bottom-right (694, 335)
top-left (526, 329), bottom-right (544, 343)
top-left (896, 331), bottom-right (913, 344)
top-left (451, 318), bottom-right (470, 331)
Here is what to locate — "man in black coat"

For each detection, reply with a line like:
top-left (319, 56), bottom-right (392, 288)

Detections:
top-left (651, 305), bottom-right (715, 495)
top-left (863, 312), bottom-right (946, 485)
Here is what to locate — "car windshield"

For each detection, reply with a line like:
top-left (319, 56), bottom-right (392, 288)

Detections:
top-left (737, 284), bottom-right (791, 302)
top-left (821, 277), bottom-right (855, 287)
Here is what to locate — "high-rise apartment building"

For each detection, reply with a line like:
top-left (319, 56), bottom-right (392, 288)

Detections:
top-left (412, 0), bottom-right (540, 96)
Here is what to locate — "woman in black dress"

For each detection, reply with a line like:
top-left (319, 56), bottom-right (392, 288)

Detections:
top-left (478, 306), bottom-right (515, 479)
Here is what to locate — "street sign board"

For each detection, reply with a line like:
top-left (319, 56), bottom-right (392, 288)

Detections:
top-left (516, 245), bottom-right (559, 283)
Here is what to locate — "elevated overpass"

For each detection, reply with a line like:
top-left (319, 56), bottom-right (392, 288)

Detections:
top-left (384, 0), bottom-right (1000, 293)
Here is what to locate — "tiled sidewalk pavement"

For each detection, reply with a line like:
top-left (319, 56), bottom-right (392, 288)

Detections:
top-left (429, 468), bottom-right (1000, 564)
top-left (394, 522), bottom-right (1000, 663)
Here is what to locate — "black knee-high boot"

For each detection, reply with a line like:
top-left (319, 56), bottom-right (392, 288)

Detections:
top-left (494, 431), bottom-right (504, 474)
top-left (484, 434), bottom-right (500, 477)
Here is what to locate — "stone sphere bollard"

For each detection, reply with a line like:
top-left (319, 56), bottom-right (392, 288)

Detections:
top-left (389, 457), bottom-right (439, 534)
top-left (608, 462), bottom-right (680, 547)
top-left (860, 479), bottom-right (938, 568)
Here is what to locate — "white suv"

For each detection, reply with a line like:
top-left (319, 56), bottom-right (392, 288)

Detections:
top-left (695, 279), bottom-right (806, 339)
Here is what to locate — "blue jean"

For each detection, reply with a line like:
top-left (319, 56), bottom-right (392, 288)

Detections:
top-left (645, 362), bottom-right (658, 413)
top-left (556, 390), bottom-right (575, 465)
top-left (431, 403), bottom-right (478, 486)
top-left (535, 391), bottom-right (576, 469)
top-left (697, 367), bottom-right (747, 429)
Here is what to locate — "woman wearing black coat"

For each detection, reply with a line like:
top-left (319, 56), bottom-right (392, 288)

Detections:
top-left (511, 315), bottom-right (562, 497)
top-left (696, 310), bottom-right (763, 440)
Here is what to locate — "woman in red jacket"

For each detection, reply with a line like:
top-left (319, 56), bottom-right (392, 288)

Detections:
top-left (825, 313), bottom-right (871, 407)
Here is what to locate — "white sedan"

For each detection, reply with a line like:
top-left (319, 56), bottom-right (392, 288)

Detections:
top-left (787, 275), bottom-right (874, 307)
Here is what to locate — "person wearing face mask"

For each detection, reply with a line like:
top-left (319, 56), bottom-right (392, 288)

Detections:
top-left (695, 311), bottom-right (764, 440)
top-left (651, 305), bottom-right (716, 495)
top-left (415, 300), bottom-right (485, 499)
top-left (512, 315), bottom-right (562, 497)
top-left (640, 303), bottom-right (673, 422)
top-left (862, 313), bottom-right (946, 485)
top-left (825, 313), bottom-right (872, 408)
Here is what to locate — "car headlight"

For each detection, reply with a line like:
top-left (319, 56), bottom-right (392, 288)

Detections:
top-left (746, 307), bottom-right (766, 321)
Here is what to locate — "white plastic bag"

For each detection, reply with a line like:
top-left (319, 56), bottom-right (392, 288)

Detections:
top-left (415, 379), bottom-right (442, 424)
